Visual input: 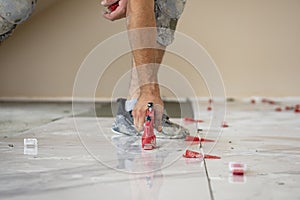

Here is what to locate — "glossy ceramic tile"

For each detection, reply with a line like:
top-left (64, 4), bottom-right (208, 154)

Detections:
top-left (1, 117), bottom-right (210, 200)
top-left (204, 100), bottom-right (300, 200)
top-left (1, 98), bottom-right (300, 199)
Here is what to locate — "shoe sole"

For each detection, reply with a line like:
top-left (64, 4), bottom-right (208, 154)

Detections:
top-left (111, 127), bottom-right (140, 136)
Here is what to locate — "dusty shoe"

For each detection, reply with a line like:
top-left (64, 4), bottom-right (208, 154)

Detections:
top-left (112, 98), bottom-right (190, 139)
top-left (155, 114), bottom-right (190, 139)
top-left (111, 98), bottom-right (139, 136)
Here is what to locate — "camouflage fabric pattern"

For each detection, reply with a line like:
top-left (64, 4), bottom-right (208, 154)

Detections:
top-left (0, 0), bottom-right (37, 43)
top-left (155, 0), bottom-right (186, 46)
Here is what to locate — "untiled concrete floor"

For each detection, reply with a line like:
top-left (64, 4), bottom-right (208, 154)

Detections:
top-left (0, 99), bottom-right (300, 200)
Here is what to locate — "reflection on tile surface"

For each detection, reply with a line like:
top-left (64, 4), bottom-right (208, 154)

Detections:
top-left (0, 99), bottom-right (300, 199)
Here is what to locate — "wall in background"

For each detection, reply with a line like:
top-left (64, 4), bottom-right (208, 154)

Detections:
top-left (0, 0), bottom-right (299, 99)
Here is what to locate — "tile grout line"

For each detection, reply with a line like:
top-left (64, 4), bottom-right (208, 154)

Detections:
top-left (200, 140), bottom-right (215, 200)
top-left (203, 158), bottom-right (215, 200)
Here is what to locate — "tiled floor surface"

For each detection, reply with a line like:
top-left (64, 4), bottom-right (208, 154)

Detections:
top-left (0, 99), bottom-right (299, 200)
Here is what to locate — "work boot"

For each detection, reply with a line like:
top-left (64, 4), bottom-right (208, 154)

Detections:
top-left (112, 98), bottom-right (139, 136)
top-left (156, 114), bottom-right (189, 139)
top-left (112, 98), bottom-right (190, 139)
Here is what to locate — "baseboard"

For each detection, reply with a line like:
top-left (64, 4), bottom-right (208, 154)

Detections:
top-left (0, 96), bottom-right (299, 103)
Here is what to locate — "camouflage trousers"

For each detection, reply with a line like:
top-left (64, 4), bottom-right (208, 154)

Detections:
top-left (155, 0), bottom-right (186, 46)
top-left (0, 0), bottom-right (37, 42)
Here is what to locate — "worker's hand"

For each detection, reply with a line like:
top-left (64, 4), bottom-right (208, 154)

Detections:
top-left (132, 92), bottom-right (164, 132)
top-left (101, 0), bottom-right (127, 21)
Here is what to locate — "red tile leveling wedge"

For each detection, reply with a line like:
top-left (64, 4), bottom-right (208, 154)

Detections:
top-left (108, 1), bottom-right (119, 12)
top-left (142, 102), bottom-right (156, 150)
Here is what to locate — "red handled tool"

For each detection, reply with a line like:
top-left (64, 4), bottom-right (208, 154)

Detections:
top-left (142, 102), bottom-right (156, 150)
top-left (108, 1), bottom-right (119, 12)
